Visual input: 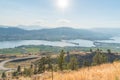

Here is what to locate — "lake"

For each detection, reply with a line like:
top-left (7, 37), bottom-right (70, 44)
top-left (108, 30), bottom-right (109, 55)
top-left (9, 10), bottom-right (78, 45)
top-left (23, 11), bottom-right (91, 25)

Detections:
top-left (96, 37), bottom-right (120, 43)
top-left (0, 39), bottom-right (95, 49)
top-left (0, 37), bottom-right (120, 49)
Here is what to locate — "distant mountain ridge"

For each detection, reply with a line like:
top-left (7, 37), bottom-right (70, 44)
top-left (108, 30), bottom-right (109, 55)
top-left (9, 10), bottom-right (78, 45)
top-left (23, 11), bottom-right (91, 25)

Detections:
top-left (92, 28), bottom-right (120, 36)
top-left (0, 26), bottom-right (113, 41)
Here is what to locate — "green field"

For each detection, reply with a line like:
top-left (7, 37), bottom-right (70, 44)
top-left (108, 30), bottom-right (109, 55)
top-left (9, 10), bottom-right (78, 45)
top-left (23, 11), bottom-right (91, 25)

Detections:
top-left (0, 43), bottom-right (120, 55)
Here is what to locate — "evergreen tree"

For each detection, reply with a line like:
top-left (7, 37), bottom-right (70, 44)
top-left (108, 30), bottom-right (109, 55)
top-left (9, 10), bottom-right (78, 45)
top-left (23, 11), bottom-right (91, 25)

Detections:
top-left (34, 56), bottom-right (53, 73)
top-left (83, 60), bottom-right (90, 67)
top-left (12, 71), bottom-right (19, 77)
top-left (45, 56), bottom-right (52, 71)
top-left (30, 64), bottom-right (33, 69)
top-left (17, 65), bottom-right (21, 72)
top-left (92, 52), bottom-right (108, 65)
top-left (107, 49), bottom-right (111, 54)
top-left (1, 72), bottom-right (6, 79)
top-left (66, 51), bottom-right (70, 62)
top-left (57, 50), bottom-right (65, 71)
top-left (68, 56), bottom-right (79, 70)
top-left (23, 68), bottom-right (33, 77)
top-left (90, 49), bottom-right (93, 53)
top-left (34, 65), bottom-right (38, 74)
top-left (38, 57), bottom-right (46, 73)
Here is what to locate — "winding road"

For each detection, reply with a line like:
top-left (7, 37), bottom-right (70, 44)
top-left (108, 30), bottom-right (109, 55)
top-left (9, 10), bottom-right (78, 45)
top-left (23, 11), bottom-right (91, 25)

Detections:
top-left (0, 55), bottom-right (39, 71)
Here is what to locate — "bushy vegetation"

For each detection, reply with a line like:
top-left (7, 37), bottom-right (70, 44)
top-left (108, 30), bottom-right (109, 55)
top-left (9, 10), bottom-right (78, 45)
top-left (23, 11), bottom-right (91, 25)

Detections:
top-left (92, 49), bottom-right (108, 65)
top-left (2, 48), bottom-right (120, 80)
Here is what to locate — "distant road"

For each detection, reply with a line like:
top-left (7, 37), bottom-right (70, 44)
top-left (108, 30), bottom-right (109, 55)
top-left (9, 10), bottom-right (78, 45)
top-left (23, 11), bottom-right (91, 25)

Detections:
top-left (0, 55), bottom-right (39, 71)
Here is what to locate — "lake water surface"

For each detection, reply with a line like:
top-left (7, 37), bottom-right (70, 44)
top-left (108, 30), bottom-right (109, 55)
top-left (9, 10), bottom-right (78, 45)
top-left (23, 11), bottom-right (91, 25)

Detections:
top-left (0, 37), bottom-right (120, 49)
top-left (0, 39), bottom-right (94, 49)
top-left (96, 37), bottom-right (120, 43)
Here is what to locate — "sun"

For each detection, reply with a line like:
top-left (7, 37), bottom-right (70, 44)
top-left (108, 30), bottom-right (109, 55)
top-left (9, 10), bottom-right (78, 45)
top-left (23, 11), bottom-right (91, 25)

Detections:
top-left (56, 0), bottom-right (69, 10)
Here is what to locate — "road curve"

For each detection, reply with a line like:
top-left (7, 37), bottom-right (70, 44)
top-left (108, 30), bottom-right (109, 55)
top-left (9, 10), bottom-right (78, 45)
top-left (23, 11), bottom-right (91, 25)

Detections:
top-left (0, 55), bottom-right (39, 71)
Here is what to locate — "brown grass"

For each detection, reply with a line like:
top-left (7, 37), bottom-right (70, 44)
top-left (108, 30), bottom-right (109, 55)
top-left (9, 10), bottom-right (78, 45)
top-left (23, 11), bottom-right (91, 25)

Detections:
top-left (13, 62), bottom-right (120, 80)
top-left (46, 62), bottom-right (120, 80)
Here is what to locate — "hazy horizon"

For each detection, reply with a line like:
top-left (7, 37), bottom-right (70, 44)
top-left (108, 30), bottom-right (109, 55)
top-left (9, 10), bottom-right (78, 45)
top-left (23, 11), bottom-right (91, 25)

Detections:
top-left (1, 25), bottom-right (120, 30)
top-left (0, 25), bottom-right (96, 30)
top-left (0, 0), bottom-right (120, 29)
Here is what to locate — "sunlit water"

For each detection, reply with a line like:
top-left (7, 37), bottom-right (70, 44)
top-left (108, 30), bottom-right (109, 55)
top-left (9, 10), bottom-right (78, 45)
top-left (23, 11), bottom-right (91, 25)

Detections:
top-left (0, 39), bottom-right (94, 49)
top-left (96, 37), bottom-right (120, 43)
top-left (0, 37), bottom-right (120, 49)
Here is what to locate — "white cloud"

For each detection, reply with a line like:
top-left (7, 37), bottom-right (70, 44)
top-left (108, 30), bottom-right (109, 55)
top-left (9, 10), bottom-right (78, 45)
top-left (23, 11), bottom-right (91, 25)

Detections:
top-left (34, 20), bottom-right (47, 25)
top-left (57, 19), bottom-right (70, 24)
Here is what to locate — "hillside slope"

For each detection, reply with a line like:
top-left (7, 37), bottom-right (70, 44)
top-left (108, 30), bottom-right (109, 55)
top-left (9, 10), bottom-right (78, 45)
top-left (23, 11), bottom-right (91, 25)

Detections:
top-left (46, 62), bottom-right (120, 80)
top-left (15, 62), bottom-right (120, 80)
top-left (0, 26), bottom-right (111, 41)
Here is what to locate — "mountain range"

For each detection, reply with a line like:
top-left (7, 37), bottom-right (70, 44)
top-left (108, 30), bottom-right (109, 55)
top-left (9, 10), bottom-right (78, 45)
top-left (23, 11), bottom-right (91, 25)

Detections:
top-left (0, 25), bottom-right (118, 41)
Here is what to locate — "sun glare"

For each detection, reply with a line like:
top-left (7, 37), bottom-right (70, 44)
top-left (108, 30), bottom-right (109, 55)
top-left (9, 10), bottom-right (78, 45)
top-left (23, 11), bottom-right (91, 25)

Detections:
top-left (56, 0), bottom-right (70, 10)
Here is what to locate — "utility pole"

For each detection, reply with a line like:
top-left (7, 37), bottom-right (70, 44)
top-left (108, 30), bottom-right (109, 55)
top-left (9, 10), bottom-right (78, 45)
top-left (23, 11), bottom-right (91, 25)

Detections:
top-left (52, 64), bottom-right (53, 80)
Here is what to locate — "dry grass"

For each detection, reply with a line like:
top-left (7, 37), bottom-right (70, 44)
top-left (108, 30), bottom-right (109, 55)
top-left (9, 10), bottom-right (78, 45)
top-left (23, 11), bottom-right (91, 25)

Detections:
top-left (13, 61), bottom-right (120, 80)
top-left (46, 62), bottom-right (120, 80)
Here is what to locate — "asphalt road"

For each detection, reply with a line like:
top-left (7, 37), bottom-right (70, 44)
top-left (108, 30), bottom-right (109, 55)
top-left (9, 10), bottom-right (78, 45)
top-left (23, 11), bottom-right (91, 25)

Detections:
top-left (0, 55), bottom-right (39, 71)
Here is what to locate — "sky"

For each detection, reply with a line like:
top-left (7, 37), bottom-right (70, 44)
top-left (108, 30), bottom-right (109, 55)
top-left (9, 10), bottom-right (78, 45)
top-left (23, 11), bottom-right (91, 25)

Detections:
top-left (0, 0), bottom-right (120, 29)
